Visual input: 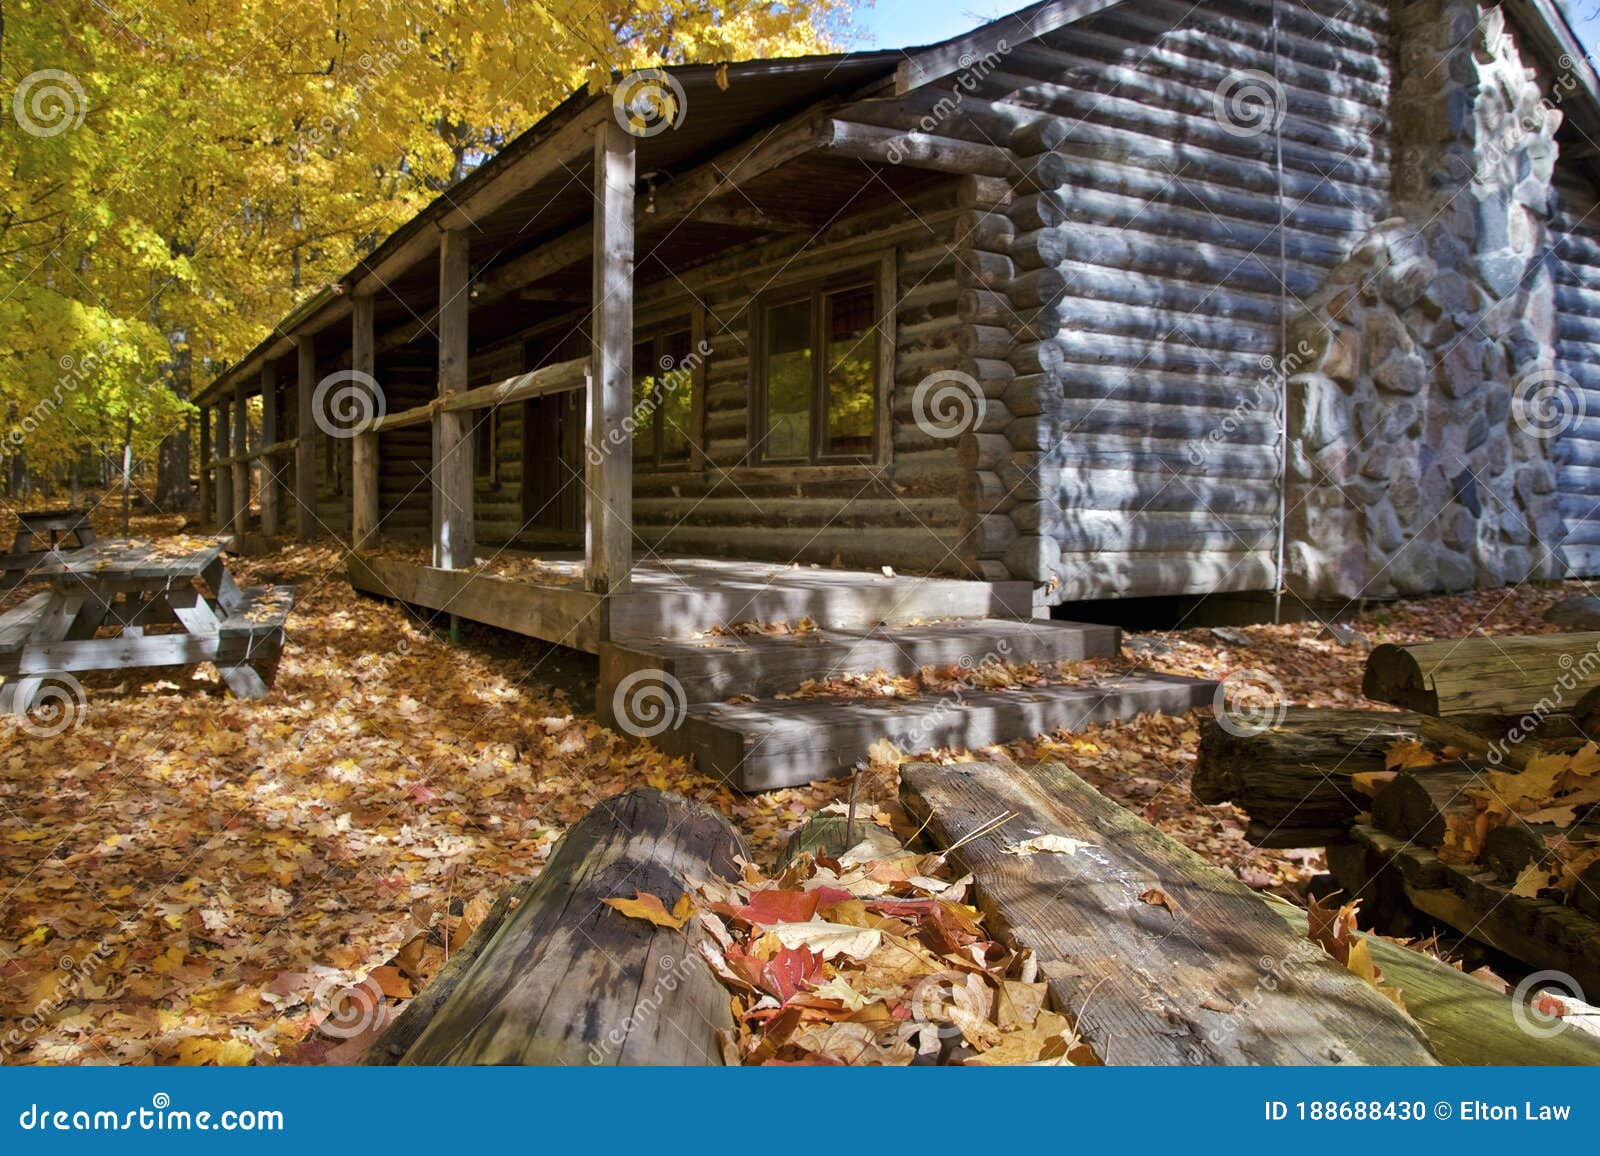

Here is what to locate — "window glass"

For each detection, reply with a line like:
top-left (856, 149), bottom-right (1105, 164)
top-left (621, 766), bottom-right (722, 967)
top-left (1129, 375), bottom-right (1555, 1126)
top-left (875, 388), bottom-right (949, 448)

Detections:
top-left (658, 330), bottom-right (694, 463)
top-left (763, 299), bottom-right (813, 461)
top-left (824, 285), bottom-right (875, 457)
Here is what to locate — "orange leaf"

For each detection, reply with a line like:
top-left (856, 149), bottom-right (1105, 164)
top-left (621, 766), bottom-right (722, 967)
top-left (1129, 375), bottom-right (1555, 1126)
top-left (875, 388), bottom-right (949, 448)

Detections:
top-left (1138, 888), bottom-right (1178, 916)
top-left (601, 890), bottom-right (692, 929)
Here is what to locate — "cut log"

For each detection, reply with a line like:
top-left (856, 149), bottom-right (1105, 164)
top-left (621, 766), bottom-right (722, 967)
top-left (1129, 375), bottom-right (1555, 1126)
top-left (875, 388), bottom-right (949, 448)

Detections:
top-left (1267, 902), bottom-right (1600, 1066)
top-left (1192, 707), bottom-right (1423, 847)
top-left (1370, 765), bottom-right (1486, 848)
top-left (1417, 712), bottom-right (1591, 771)
top-left (1346, 824), bottom-right (1600, 996)
top-left (900, 760), bottom-right (1437, 1065)
top-left (1363, 633), bottom-right (1600, 716)
top-left (781, 812), bottom-right (902, 864)
top-left (398, 789), bottom-right (745, 1065)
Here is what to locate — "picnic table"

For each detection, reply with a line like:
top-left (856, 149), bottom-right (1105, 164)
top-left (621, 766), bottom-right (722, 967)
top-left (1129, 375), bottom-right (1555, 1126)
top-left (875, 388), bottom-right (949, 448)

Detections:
top-left (2, 507), bottom-right (98, 589)
top-left (0, 537), bottom-right (293, 716)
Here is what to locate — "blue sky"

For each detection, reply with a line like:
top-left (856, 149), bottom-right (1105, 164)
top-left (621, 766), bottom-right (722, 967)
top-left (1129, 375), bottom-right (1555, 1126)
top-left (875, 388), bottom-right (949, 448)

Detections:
top-left (846, 0), bottom-right (1600, 57)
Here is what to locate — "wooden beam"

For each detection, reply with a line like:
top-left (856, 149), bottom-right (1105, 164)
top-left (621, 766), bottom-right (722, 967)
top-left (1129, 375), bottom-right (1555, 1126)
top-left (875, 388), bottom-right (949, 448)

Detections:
top-left (259, 363), bottom-right (280, 536)
top-left (213, 404), bottom-right (234, 533)
top-left (682, 202), bottom-right (821, 232)
top-left (295, 336), bottom-right (317, 542)
top-left (893, 0), bottom-right (1121, 94)
top-left (586, 118), bottom-right (635, 595)
top-left (433, 229), bottom-right (475, 569)
top-left (197, 402), bottom-right (212, 527)
top-left (446, 357), bottom-right (588, 413)
top-left (351, 294), bottom-right (379, 550)
top-left (232, 387), bottom-right (251, 535)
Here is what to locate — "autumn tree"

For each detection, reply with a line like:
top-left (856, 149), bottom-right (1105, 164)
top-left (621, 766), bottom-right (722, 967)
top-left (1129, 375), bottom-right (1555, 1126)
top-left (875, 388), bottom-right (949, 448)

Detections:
top-left (1, 0), bottom-right (850, 507)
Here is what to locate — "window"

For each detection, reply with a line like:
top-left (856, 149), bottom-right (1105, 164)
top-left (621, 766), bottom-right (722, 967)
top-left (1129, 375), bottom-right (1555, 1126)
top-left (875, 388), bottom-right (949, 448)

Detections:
top-left (473, 408), bottom-right (499, 483)
top-left (632, 325), bottom-right (696, 468)
top-left (756, 278), bottom-right (879, 463)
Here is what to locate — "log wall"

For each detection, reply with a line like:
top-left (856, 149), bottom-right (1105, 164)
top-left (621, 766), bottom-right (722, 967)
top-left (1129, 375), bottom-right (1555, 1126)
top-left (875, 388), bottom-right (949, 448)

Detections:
top-left (1552, 161), bottom-right (1600, 578)
top-left (974, 0), bottom-right (1395, 599)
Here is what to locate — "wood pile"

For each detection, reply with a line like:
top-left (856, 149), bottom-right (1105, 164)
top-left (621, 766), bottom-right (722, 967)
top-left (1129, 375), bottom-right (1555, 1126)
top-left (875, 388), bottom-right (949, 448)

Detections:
top-left (1195, 632), bottom-right (1600, 999)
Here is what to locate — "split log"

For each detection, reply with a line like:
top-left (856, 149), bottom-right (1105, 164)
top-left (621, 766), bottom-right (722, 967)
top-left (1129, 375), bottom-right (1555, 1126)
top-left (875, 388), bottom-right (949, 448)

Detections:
top-left (1363, 633), bottom-right (1600, 716)
top-left (397, 789), bottom-right (745, 1065)
top-left (1371, 765), bottom-right (1485, 848)
top-left (901, 760), bottom-right (1437, 1065)
top-left (1267, 902), bottom-right (1600, 1066)
top-left (1192, 707), bottom-right (1423, 847)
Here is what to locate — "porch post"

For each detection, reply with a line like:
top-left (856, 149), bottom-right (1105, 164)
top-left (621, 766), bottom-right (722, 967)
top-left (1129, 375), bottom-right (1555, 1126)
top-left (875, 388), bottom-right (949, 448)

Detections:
top-left (197, 403), bottom-right (212, 528)
top-left (586, 117), bottom-right (635, 594)
top-left (296, 335), bottom-right (317, 542)
top-left (231, 385), bottom-right (250, 535)
top-left (259, 362), bottom-right (280, 537)
top-left (434, 230), bottom-right (475, 569)
top-left (351, 293), bottom-right (380, 551)
top-left (214, 403), bottom-right (234, 533)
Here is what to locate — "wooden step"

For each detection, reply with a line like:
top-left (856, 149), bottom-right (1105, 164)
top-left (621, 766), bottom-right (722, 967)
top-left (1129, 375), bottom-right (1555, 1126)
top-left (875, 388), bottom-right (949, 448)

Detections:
top-left (608, 572), bottom-right (1038, 640)
top-left (600, 618), bottom-right (1120, 705)
top-left (652, 672), bottom-right (1213, 792)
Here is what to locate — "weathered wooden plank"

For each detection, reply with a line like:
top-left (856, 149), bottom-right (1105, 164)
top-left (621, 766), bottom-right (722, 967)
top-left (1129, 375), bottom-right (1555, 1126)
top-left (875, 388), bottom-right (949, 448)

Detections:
top-left (259, 363), bottom-right (280, 536)
top-left (1268, 903), bottom-right (1600, 1067)
top-left (1365, 634), bottom-right (1600, 716)
top-left (433, 229), bottom-right (476, 570)
top-left (347, 554), bottom-right (605, 653)
top-left (232, 387), bottom-right (251, 534)
top-left (900, 760), bottom-right (1437, 1065)
top-left (400, 789), bottom-right (743, 1065)
top-left (586, 119), bottom-right (635, 594)
top-left (214, 403), bottom-right (234, 533)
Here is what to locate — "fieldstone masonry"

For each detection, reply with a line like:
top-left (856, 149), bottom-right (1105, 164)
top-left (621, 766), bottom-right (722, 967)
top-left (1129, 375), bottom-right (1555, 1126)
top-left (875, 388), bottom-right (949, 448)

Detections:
top-left (1284, 0), bottom-right (1568, 599)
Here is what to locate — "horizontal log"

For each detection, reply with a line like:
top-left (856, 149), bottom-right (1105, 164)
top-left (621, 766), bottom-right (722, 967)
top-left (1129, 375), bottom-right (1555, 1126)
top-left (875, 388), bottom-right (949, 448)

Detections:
top-left (400, 789), bottom-right (745, 1065)
top-left (1364, 634), bottom-right (1600, 716)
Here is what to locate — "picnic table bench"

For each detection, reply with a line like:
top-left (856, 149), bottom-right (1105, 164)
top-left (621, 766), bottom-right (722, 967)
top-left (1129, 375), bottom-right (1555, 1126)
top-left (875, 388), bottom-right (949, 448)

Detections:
top-left (0, 537), bottom-right (292, 716)
top-left (1, 507), bottom-right (97, 588)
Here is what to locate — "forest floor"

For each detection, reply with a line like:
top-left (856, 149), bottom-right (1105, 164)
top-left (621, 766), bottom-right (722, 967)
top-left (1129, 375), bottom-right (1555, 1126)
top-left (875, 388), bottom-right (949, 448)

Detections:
top-left (0, 510), bottom-right (1579, 1064)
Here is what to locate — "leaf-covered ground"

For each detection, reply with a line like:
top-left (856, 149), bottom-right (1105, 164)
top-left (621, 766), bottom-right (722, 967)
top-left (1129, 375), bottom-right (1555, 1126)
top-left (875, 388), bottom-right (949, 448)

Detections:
top-left (0, 520), bottom-right (1576, 1064)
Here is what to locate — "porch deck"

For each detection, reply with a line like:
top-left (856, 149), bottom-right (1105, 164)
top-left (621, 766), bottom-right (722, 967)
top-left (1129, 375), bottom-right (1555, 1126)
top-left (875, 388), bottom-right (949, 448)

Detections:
top-left (347, 550), bottom-right (1039, 653)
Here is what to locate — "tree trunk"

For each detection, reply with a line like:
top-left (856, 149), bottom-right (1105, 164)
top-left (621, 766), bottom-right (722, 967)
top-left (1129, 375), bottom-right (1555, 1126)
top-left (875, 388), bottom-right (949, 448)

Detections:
top-left (154, 327), bottom-right (194, 512)
top-left (396, 789), bottom-right (744, 1066)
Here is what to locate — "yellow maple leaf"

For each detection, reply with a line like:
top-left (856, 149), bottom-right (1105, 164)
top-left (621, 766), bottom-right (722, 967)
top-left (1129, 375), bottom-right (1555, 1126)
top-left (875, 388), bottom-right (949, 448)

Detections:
top-left (601, 890), bottom-right (693, 929)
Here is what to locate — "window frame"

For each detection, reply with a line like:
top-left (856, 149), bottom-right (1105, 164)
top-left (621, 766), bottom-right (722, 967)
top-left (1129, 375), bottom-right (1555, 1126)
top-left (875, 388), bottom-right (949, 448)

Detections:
top-left (630, 316), bottom-right (698, 472)
top-left (750, 260), bottom-right (890, 467)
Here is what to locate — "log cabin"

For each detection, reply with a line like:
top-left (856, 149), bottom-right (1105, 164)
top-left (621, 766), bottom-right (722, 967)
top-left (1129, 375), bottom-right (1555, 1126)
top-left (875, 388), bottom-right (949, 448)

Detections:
top-left (194, 0), bottom-right (1600, 788)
